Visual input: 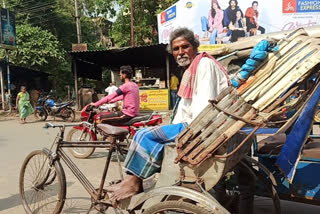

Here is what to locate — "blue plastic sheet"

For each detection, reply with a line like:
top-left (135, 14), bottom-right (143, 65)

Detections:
top-left (276, 83), bottom-right (320, 183)
top-left (232, 40), bottom-right (279, 88)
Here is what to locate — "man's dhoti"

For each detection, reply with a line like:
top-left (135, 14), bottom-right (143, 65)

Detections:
top-left (124, 123), bottom-right (187, 179)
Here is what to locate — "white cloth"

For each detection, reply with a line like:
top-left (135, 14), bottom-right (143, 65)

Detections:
top-left (105, 85), bottom-right (118, 95)
top-left (172, 57), bottom-right (228, 124)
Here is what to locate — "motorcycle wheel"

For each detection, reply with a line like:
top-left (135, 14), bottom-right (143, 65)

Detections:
top-left (34, 109), bottom-right (48, 121)
top-left (62, 108), bottom-right (75, 122)
top-left (66, 128), bottom-right (95, 159)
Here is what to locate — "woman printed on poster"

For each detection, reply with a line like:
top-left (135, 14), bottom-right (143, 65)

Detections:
top-left (229, 9), bottom-right (247, 42)
top-left (200, 0), bottom-right (224, 44)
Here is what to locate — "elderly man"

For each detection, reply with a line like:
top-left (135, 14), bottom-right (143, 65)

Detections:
top-left (107, 27), bottom-right (230, 201)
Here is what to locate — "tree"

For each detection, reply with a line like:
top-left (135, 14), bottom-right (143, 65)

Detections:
top-left (0, 24), bottom-right (72, 96)
top-left (7, 24), bottom-right (65, 69)
top-left (111, 0), bottom-right (178, 47)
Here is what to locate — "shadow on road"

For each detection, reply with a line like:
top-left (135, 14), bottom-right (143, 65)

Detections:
top-left (0, 182), bottom-right (75, 212)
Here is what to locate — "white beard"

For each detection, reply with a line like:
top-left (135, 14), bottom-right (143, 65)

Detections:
top-left (177, 55), bottom-right (191, 67)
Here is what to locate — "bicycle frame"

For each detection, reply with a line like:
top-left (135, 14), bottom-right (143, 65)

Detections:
top-left (46, 122), bottom-right (126, 205)
top-left (23, 122), bottom-right (230, 214)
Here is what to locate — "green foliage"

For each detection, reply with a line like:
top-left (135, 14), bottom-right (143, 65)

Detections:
top-left (112, 0), bottom-right (178, 46)
top-left (0, 24), bottom-right (73, 97)
top-left (7, 24), bottom-right (65, 69)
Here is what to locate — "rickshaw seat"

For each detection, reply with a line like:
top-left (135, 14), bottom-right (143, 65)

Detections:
top-left (302, 140), bottom-right (320, 159)
top-left (256, 133), bottom-right (286, 155)
top-left (254, 130), bottom-right (320, 159)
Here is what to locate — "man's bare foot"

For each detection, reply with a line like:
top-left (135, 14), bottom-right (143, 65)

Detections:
top-left (106, 175), bottom-right (143, 202)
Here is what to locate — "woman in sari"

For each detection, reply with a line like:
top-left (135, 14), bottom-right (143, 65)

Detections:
top-left (16, 86), bottom-right (34, 124)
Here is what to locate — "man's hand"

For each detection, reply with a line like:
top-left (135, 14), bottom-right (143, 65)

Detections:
top-left (86, 103), bottom-right (96, 111)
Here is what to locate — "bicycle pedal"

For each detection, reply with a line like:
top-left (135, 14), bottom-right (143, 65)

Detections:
top-left (109, 180), bottom-right (121, 185)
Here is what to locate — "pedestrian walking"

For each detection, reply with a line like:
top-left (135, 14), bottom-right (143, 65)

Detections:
top-left (16, 86), bottom-right (34, 124)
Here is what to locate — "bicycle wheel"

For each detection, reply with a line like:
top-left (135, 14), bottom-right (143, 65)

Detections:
top-left (19, 150), bottom-right (66, 214)
top-left (67, 128), bottom-right (95, 159)
top-left (143, 201), bottom-right (213, 214)
top-left (34, 109), bottom-right (48, 121)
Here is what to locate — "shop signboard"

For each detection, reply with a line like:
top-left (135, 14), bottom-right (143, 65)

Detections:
top-left (139, 89), bottom-right (169, 110)
top-left (72, 43), bottom-right (88, 52)
top-left (0, 8), bottom-right (16, 49)
top-left (157, 0), bottom-right (320, 45)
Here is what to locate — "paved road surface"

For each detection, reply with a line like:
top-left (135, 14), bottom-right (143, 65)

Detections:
top-left (0, 115), bottom-right (319, 213)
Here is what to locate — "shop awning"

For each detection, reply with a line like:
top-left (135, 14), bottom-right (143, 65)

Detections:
top-left (70, 44), bottom-right (169, 80)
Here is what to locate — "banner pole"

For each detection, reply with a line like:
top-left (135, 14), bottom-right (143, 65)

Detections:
top-left (0, 66), bottom-right (4, 110)
top-left (6, 49), bottom-right (11, 111)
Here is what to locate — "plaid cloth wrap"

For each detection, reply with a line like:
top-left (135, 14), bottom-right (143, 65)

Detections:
top-left (124, 123), bottom-right (187, 179)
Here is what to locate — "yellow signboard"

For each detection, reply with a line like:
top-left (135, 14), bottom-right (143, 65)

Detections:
top-left (139, 89), bottom-right (169, 110)
top-left (198, 44), bottom-right (226, 52)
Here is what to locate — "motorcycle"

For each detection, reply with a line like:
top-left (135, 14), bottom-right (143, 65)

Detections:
top-left (66, 104), bottom-right (164, 158)
top-left (34, 95), bottom-right (75, 122)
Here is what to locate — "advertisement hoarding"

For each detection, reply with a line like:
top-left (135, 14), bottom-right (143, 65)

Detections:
top-left (157, 0), bottom-right (320, 45)
top-left (0, 8), bottom-right (16, 48)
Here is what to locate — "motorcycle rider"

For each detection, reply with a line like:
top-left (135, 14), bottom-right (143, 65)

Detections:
top-left (92, 65), bottom-right (140, 125)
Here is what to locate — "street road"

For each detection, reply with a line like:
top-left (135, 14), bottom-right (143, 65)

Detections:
top-left (0, 115), bottom-right (319, 213)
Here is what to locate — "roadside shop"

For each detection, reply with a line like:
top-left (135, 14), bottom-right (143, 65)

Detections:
top-left (70, 44), bottom-right (176, 111)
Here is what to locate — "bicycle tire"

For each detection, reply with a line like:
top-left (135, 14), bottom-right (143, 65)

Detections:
top-left (67, 128), bottom-right (95, 159)
top-left (34, 109), bottom-right (48, 121)
top-left (143, 201), bottom-right (214, 214)
top-left (19, 150), bottom-right (66, 214)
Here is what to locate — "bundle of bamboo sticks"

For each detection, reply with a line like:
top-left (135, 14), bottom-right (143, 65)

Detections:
top-left (175, 28), bottom-right (320, 167)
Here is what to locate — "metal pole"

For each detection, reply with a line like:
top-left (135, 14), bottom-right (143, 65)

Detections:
top-left (0, 66), bottom-right (5, 110)
top-left (166, 54), bottom-right (170, 91)
top-left (75, 0), bottom-right (82, 43)
top-left (130, 0), bottom-right (135, 46)
top-left (73, 59), bottom-right (79, 110)
top-left (6, 50), bottom-right (11, 111)
top-left (166, 54), bottom-right (170, 110)
top-left (2, 0), bottom-right (6, 111)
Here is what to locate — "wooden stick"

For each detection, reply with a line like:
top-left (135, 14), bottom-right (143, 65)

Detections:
top-left (188, 108), bottom-right (257, 166)
top-left (186, 103), bottom-right (252, 162)
top-left (277, 78), bottom-right (320, 133)
top-left (245, 45), bottom-right (319, 103)
top-left (241, 36), bottom-right (309, 98)
top-left (177, 90), bottom-right (238, 147)
top-left (175, 97), bottom-right (246, 162)
top-left (254, 49), bottom-right (320, 110)
top-left (175, 86), bottom-right (235, 147)
top-left (239, 35), bottom-right (308, 96)
top-left (263, 85), bottom-right (299, 113)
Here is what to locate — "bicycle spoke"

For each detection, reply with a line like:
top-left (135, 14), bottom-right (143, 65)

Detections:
top-left (20, 150), bottom-right (65, 214)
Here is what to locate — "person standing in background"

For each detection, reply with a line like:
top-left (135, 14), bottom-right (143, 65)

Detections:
top-left (170, 72), bottom-right (179, 108)
top-left (16, 86), bottom-right (34, 124)
top-left (105, 82), bottom-right (118, 95)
